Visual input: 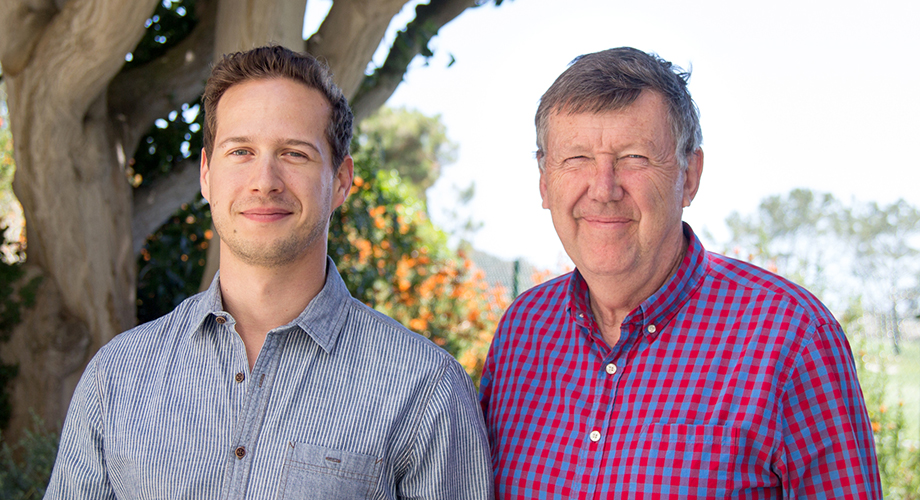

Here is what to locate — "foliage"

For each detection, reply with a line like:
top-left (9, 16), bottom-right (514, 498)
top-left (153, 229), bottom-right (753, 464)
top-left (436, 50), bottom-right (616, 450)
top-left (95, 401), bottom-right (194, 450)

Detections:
top-left (130, 101), bottom-right (203, 189)
top-left (0, 253), bottom-right (41, 430)
top-left (724, 189), bottom-right (846, 302)
top-left (330, 139), bottom-right (507, 384)
top-left (0, 112), bottom-right (41, 430)
top-left (357, 106), bottom-right (457, 200)
top-left (0, 412), bottom-right (58, 499)
top-left (1, 104), bottom-right (23, 263)
top-left (844, 301), bottom-right (920, 498)
top-left (136, 197), bottom-right (211, 323)
top-left (126, 0), bottom-right (199, 69)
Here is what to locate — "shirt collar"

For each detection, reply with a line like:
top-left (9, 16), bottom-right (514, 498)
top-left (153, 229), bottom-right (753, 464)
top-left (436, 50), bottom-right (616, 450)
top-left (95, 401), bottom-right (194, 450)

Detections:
top-left (566, 223), bottom-right (709, 340)
top-left (190, 256), bottom-right (351, 354)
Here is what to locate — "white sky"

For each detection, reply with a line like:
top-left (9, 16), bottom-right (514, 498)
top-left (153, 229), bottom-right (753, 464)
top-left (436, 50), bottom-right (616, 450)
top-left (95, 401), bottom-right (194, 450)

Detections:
top-left (310, 0), bottom-right (920, 271)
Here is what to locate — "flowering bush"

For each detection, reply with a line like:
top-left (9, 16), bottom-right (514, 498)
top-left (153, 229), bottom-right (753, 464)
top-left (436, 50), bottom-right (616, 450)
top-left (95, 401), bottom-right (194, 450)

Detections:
top-left (329, 141), bottom-right (507, 383)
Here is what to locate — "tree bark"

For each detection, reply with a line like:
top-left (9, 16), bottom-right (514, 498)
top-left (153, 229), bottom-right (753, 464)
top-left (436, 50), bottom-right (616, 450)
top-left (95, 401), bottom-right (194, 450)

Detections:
top-left (306, 0), bottom-right (411, 98)
top-left (0, 0), bottom-right (159, 437)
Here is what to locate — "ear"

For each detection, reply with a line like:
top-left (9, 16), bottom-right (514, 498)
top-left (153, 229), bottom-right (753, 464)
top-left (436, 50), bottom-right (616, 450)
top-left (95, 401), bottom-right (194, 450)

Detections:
top-left (681, 148), bottom-right (703, 208)
top-left (538, 154), bottom-right (550, 210)
top-left (200, 148), bottom-right (211, 203)
top-left (331, 155), bottom-right (354, 211)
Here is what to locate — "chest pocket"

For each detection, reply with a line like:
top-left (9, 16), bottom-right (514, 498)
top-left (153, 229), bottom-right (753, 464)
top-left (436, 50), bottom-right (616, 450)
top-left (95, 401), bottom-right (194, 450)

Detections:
top-left (278, 442), bottom-right (382, 499)
top-left (635, 423), bottom-right (739, 496)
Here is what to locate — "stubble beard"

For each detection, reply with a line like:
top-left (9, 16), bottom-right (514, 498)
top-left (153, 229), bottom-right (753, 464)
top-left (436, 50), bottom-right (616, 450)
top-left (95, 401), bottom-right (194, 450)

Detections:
top-left (212, 198), bottom-right (330, 269)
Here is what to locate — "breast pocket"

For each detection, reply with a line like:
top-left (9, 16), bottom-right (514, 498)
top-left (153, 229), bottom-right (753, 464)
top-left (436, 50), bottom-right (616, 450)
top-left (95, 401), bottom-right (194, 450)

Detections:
top-left (636, 423), bottom-right (739, 497)
top-left (278, 442), bottom-right (382, 499)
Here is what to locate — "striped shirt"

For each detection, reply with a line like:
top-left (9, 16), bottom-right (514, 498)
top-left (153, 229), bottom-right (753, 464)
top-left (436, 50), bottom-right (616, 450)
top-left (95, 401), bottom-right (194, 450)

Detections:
top-left (46, 258), bottom-right (493, 499)
top-left (480, 224), bottom-right (881, 499)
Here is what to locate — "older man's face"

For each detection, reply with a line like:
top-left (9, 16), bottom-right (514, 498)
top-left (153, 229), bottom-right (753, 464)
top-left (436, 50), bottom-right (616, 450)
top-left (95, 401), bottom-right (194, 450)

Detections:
top-left (539, 90), bottom-right (702, 285)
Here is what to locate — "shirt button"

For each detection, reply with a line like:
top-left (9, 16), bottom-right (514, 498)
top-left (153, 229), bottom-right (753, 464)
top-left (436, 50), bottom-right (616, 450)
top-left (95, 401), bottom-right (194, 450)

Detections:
top-left (647, 324), bottom-right (657, 334)
top-left (235, 372), bottom-right (245, 383)
top-left (234, 446), bottom-right (246, 459)
top-left (589, 430), bottom-right (601, 442)
top-left (605, 363), bottom-right (617, 375)
top-left (215, 316), bottom-right (227, 324)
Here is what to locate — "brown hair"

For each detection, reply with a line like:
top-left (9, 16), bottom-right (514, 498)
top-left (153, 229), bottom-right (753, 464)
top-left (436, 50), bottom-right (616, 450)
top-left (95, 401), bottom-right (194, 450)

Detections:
top-left (536, 47), bottom-right (702, 169)
top-left (201, 45), bottom-right (353, 169)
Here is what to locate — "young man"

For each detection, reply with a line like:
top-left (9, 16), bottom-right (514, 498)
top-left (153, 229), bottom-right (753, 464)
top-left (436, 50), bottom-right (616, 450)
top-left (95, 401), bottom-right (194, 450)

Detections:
top-left (480, 47), bottom-right (881, 499)
top-left (46, 45), bottom-right (492, 499)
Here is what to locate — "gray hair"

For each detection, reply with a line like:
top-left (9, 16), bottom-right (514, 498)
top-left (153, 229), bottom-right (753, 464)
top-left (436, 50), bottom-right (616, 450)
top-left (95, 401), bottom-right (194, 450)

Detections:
top-left (535, 47), bottom-right (702, 170)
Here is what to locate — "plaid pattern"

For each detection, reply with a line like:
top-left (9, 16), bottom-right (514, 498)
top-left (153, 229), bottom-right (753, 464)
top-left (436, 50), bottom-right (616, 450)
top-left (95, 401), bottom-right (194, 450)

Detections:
top-left (480, 224), bottom-right (881, 499)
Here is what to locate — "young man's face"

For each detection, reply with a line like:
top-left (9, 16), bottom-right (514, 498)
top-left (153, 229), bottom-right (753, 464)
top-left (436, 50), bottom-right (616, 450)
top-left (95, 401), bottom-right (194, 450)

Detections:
top-left (200, 77), bottom-right (353, 269)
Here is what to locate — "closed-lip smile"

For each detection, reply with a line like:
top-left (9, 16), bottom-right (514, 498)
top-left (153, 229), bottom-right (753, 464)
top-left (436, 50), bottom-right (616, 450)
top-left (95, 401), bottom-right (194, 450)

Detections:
top-left (580, 215), bottom-right (632, 224)
top-left (240, 207), bottom-right (293, 222)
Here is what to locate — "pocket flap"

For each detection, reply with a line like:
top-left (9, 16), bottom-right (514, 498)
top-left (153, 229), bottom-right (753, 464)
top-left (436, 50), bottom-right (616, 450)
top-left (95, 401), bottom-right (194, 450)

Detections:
top-left (286, 442), bottom-right (381, 482)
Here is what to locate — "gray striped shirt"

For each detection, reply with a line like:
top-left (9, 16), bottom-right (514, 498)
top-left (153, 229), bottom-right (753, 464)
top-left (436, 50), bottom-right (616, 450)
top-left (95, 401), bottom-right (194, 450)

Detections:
top-left (45, 259), bottom-right (494, 499)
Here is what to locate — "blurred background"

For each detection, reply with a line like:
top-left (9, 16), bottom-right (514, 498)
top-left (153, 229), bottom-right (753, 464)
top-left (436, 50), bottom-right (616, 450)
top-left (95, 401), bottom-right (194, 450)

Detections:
top-left (1, 0), bottom-right (918, 496)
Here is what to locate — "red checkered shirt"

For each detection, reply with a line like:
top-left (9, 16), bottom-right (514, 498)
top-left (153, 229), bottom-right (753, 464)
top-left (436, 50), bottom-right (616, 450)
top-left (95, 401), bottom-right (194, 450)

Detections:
top-left (480, 224), bottom-right (881, 499)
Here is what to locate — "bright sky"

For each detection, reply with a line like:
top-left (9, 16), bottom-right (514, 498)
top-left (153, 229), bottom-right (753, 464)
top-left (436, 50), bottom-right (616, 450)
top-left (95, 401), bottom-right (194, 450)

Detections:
top-left (312, 0), bottom-right (920, 271)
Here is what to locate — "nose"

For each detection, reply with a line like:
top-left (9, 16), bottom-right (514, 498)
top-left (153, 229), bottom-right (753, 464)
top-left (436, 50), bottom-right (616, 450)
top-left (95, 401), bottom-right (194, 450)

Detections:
top-left (587, 156), bottom-right (624, 202)
top-left (250, 155), bottom-right (284, 194)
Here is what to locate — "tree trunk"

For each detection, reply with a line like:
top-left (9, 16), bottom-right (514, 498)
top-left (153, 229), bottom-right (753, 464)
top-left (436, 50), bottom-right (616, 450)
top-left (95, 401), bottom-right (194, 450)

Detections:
top-left (0, 0), bottom-right (159, 438)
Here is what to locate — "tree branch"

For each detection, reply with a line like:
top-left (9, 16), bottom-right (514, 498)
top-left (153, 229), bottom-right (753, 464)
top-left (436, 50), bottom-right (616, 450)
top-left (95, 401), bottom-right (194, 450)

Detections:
top-left (131, 157), bottom-right (201, 254)
top-left (349, 0), bottom-right (477, 122)
top-left (25, 0), bottom-right (160, 119)
top-left (0, 0), bottom-right (58, 77)
top-left (305, 0), bottom-right (410, 99)
top-left (108, 0), bottom-right (217, 158)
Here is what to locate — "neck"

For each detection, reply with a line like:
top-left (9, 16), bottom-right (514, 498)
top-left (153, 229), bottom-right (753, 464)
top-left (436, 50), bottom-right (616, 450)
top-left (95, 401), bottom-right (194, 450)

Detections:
top-left (584, 235), bottom-right (688, 347)
top-left (218, 250), bottom-right (328, 369)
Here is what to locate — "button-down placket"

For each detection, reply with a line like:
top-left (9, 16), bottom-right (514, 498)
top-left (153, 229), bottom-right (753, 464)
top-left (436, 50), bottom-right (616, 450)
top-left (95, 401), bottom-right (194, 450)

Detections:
top-left (221, 325), bottom-right (290, 500)
top-left (216, 315), bottom-right (250, 425)
top-left (571, 308), bottom-right (633, 498)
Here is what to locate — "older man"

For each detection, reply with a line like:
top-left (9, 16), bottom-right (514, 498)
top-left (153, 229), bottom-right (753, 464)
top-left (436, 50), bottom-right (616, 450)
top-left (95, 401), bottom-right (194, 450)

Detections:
top-left (45, 46), bottom-right (492, 499)
top-left (480, 47), bottom-right (881, 499)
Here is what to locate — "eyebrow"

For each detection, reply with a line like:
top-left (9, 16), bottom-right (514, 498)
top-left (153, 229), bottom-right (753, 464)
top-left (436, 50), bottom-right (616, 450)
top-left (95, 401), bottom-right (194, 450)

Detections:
top-left (217, 136), bottom-right (324, 155)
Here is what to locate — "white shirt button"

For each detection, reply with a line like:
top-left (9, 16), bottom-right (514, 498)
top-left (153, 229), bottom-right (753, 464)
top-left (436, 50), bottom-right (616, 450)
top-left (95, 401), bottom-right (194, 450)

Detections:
top-left (589, 430), bottom-right (601, 442)
top-left (605, 363), bottom-right (617, 375)
top-left (647, 324), bottom-right (657, 334)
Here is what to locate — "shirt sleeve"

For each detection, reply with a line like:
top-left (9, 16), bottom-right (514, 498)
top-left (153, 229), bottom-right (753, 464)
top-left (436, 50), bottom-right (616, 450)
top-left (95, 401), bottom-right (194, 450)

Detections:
top-left (44, 356), bottom-right (115, 500)
top-left (398, 358), bottom-right (495, 500)
top-left (478, 340), bottom-right (495, 429)
top-left (776, 321), bottom-right (882, 499)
